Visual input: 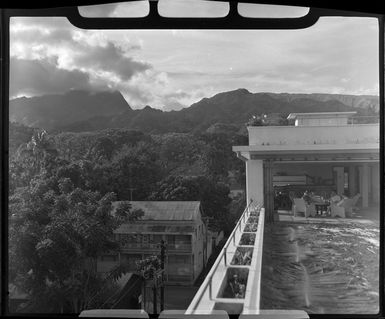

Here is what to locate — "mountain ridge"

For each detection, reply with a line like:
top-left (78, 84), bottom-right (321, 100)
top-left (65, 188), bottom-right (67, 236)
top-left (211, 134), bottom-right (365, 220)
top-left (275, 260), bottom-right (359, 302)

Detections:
top-left (9, 89), bottom-right (379, 133)
top-left (10, 90), bottom-right (131, 130)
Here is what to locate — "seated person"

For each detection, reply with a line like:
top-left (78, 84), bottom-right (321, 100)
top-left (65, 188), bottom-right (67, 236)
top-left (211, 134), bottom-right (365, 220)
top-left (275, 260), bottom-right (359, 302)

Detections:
top-left (330, 191), bottom-right (342, 204)
top-left (309, 191), bottom-right (323, 204)
top-left (302, 190), bottom-right (312, 205)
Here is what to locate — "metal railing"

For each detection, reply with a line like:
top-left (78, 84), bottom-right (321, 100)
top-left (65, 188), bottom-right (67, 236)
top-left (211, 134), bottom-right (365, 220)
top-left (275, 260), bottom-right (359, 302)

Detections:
top-left (208, 201), bottom-right (255, 298)
top-left (121, 243), bottom-right (192, 251)
top-left (348, 116), bottom-right (379, 125)
top-left (284, 116), bottom-right (380, 126)
top-left (186, 200), bottom-right (262, 313)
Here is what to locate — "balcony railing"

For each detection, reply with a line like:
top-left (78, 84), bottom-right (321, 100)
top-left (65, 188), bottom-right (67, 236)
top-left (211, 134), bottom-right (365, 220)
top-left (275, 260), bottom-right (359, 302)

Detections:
top-left (348, 116), bottom-right (379, 125)
top-left (247, 123), bottom-right (379, 147)
top-left (167, 243), bottom-right (192, 251)
top-left (186, 201), bottom-right (265, 315)
top-left (120, 242), bottom-right (192, 252)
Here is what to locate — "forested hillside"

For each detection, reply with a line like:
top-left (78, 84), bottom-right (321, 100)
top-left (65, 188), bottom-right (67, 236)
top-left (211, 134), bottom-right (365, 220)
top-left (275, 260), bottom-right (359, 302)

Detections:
top-left (9, 89), bottom-right (379, 133)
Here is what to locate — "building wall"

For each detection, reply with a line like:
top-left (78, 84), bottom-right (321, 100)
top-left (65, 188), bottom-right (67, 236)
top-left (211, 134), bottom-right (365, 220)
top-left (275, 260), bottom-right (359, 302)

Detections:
top-left (246, 160), bottom-right (264, 205)
top-left (296, 117), bottom-right (349, 126)
top-left (167, 254), bottom-right (193, 283)
top-left (248, 124), bottom-right (379, 147)
top-left (97, 218), bottom-right (210, 285)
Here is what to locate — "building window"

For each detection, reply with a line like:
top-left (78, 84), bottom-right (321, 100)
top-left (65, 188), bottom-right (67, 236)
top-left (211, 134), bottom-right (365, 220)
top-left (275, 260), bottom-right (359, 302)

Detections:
top-left (101, 255), bottom-right (118, 262)
top-left (175, 235), bottom-right (190, 244)
top-left (168, 255), bottom-right (190, 264)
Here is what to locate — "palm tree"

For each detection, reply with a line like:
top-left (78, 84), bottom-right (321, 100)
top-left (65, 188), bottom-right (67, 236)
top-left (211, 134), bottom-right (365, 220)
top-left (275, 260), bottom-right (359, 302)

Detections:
top-left (23, 130), bottom-right (57, 173)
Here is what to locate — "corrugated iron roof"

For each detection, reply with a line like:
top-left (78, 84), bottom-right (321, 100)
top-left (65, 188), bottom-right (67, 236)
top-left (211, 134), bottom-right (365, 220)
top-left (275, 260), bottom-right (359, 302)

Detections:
top-left (112, 201), bottom-right (201, 221)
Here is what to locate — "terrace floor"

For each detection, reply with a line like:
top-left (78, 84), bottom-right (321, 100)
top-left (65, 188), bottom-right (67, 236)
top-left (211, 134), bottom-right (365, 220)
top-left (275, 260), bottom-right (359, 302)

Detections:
top-left (260, 209), bottom-right (379, 314)
top-left (277, 206), bottom-right (380, 222)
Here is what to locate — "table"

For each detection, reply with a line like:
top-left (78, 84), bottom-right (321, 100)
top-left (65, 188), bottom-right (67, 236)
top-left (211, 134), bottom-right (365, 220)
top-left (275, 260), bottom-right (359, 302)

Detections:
top-left (315, 202), bottom-right (330, 216)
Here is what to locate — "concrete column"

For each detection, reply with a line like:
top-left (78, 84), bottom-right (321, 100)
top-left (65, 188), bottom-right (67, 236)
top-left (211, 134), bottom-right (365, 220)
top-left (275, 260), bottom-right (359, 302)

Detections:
top-left (333, 167), bottom-right (345, 195)
top-left (359, 164), bottom-right (369, 208)
top-left (371, 163), bottom-right (380, 205)
top-left (246, 159), bottom-right (264, 206)
top-left (263, 160), bottom-right (274, 222)
top-left (348, 165), bottom-right (356, 197)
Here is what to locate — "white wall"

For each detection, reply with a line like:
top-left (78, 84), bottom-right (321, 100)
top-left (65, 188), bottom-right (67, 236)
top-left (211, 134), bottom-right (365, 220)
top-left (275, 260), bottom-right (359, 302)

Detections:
top-left (248, 124), bottom-right (379, 147)
top-left (246, 160), bottom-right (264, 205)
top-left (297, 117), bottom-right (348, 126)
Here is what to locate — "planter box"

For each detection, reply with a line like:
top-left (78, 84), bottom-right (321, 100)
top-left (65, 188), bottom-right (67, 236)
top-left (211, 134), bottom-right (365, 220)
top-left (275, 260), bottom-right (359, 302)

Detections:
top-left (217, 268), bottom-right (249, 299)
top-left (246, 216), bottom-right (258, 224)
top-left (239, 233), bottom-right (256, 246)
top-left (249, 211), bottom-right (259, 217)
top-left (244, 223), bottom-right (258, 232)
top-left (231, 247), bottom-right (253, 266)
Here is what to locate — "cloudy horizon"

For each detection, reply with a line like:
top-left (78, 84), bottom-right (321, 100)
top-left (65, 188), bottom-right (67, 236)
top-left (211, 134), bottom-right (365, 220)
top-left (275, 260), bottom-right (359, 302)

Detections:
top-left (10, 12), bottom-right (379, 110)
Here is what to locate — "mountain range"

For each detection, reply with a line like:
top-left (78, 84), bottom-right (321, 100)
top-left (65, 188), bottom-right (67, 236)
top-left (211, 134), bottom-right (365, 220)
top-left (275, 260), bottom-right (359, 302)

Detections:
top-left (9, 89), bottom-right (379, 134)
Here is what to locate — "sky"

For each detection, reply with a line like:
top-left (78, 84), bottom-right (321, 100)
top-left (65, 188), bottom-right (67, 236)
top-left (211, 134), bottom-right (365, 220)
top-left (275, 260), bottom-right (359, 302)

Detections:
top-left (9, 1), bottom-right (379, 111)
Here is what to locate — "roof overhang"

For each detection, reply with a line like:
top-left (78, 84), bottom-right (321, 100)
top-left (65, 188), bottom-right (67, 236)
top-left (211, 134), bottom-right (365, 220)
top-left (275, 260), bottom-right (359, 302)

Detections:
top-left (233, 144), bottom-right (379, 163)
top-left (287, 111), bottom-right (357, 120)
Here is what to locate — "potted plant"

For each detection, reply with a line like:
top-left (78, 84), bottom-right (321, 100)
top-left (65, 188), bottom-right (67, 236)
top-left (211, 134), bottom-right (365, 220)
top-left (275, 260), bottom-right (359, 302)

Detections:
top-left (247, 216), bottom-right (258, 224)
top-left (231, 247), bottom-right (253, 266)
top-left (244, 223), bottom-right (258, 232)
top-left (218, 268), bottom-right (249, 299)
top-left (239, 233), bottom-right (256, 246)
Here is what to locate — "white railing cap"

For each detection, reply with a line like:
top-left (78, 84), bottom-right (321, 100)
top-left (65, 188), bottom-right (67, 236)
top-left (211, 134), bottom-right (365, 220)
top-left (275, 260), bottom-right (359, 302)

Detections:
top-left (79, 309), bottom-right (149, 318)
top-left (160, 310), bottom-right (229, 319)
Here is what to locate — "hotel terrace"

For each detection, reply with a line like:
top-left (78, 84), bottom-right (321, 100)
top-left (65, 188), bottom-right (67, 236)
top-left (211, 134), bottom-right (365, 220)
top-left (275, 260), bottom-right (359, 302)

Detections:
top-left (186, 111), bottom-right (380, 316)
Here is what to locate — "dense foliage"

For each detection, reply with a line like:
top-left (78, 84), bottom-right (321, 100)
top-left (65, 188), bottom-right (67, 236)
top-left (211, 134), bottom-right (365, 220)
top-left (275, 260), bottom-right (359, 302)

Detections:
top-left (8, 124), bottom-right (247, 313)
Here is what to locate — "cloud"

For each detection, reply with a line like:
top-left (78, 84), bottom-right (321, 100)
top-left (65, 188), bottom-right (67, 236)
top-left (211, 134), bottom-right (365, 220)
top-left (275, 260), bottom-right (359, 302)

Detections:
top-left (161, 91), bottom-right (193, 111)
top-left (10, 17), bottom-right (151, 98)
top-left (73, 42), bottom-right (151, 81)
top-left (9, 57), bottom-right (96, 97)
top-left (9, 16), bottom-right (379, 110)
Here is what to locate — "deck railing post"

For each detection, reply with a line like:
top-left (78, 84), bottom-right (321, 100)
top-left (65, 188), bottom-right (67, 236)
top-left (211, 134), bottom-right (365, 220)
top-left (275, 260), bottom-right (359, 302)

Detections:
top-left (209, 277), bottom-right (212, 300)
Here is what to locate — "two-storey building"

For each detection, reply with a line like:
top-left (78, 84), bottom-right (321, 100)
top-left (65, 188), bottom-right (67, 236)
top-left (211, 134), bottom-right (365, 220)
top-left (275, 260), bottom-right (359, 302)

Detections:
top-left (97, 201), bottom-right (212, 285)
